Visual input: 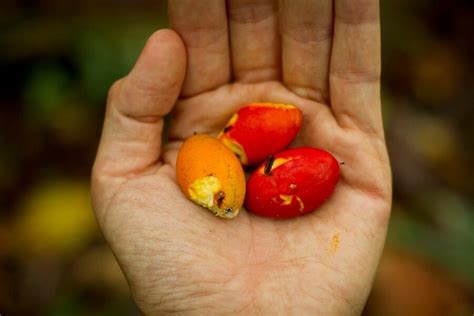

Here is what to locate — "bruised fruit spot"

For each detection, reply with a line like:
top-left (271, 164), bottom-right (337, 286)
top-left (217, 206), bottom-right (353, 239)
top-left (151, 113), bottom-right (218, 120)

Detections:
top-left (188, 176), bottom-right (221, 209)
top-left (215, 191), bottom-right (226, 208)
top-left (220, 137), bottom-right (248, 165)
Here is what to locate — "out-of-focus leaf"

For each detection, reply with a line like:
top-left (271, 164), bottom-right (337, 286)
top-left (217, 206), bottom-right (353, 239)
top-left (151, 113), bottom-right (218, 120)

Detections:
top-left (413, 48), bottom-right (463, 107)
top-left (47, 293), bottom-right (84, 316)
top-left (389, 107), bottom-right (470, 191)
top-left (70, 246), bottom-right (129, 296)
top-left (381, 0), bottom-right (435, 56)
top-left (381, 89), bottom-right (394, 131)
top-left (0, 222), bottom-right (11, 257)
top-left (72, 19), bottom-right (164, 103)
top-left (410, 115), bottom-right (459, 165)
top-left (388, 200), bottom-right (474, 285)
top-left (49, 100), bottom-right (96, 146)
top-left (23, 63), bottom-right (70, 121)
top-left (414, 190), bottom-right (474, 282)
top-left (0, 143), bottom-right (20, 190)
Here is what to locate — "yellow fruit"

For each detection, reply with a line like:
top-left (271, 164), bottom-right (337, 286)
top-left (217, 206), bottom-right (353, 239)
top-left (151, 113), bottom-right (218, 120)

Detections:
top-left (15, 180), bottom-right (96, 257)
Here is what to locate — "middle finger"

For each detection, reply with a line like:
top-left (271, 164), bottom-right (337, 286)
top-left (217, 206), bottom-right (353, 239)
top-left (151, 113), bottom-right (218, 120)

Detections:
top-left (228, 0), bottom-right (281, 83)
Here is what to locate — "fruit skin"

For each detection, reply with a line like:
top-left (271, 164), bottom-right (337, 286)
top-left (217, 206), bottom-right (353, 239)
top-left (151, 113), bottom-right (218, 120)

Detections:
top-left (176, 134), bottom-right (246, 219)
top-left (245, 147), bottom-right (340, 219)
top-left (219, 103), bottom-right (302, 166)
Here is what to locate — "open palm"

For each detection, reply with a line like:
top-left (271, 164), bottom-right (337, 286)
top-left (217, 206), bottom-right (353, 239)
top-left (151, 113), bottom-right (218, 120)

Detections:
top-left (92, 0), bottom-right (391, 314)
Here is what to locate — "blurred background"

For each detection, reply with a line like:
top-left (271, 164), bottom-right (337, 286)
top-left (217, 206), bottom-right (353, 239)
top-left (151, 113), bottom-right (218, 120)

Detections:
top-left (1, 0), bottom-right (473, 315)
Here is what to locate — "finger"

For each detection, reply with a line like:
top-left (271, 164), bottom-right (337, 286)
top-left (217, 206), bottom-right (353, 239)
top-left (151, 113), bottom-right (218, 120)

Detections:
top-left (281, 0), bottom-right (333, 103)
top-left (93, 30), bottom-right (186, 179)
top-left (168, 0), bottom-right (231, 97)
top-left (329, 0), bottom-right (382, 135)
top-left (227, 0), bottom-right (280, 82)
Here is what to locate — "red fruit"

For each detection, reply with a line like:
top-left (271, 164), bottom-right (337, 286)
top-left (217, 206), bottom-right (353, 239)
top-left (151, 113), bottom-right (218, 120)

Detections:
top-left (219, 103), bottom-right (302, 166)
top-left (245, 147), bottom-right (340, 219)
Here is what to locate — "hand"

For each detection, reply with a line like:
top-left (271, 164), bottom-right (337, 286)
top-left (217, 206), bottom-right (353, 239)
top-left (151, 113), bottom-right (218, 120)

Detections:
top-left (92, 0), bottom-right (391, 314)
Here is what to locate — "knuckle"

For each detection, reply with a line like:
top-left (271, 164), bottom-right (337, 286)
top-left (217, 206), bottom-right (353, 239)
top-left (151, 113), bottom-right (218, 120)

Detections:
top-left (107, 78), bottom-right (124, 104)
top-left (335, 0), bottom-right (379, 25)
top-left (227, 0), bottom-right (276, 24)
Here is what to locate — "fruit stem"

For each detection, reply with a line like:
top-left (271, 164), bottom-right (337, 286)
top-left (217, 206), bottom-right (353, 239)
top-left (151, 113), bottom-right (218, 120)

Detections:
top-left (264, 155), bottom-right (275, 176)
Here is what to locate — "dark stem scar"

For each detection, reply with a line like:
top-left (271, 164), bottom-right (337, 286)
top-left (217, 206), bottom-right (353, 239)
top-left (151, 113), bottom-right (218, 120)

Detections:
top-left (340, 161), bottom-right (345, 165)
top-left (264, 155), bottom-right (275, 176)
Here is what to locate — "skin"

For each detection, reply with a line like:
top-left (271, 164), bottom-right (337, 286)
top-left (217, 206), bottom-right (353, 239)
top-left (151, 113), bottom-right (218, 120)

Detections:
top-left (91, 0), bottom-right (392, 315)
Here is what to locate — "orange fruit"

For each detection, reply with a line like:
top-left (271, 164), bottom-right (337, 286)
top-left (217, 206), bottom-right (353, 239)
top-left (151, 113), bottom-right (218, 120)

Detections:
top-left (176, 134), bottom-right (246, 219)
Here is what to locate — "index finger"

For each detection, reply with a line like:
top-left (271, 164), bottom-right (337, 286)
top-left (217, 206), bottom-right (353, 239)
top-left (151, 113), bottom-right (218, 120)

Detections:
top-left (168, 0), bottom-right (231, 97)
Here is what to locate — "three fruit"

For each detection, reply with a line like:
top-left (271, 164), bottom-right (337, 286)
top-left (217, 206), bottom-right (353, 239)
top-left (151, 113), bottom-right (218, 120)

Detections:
top-left (176, 103), bottom-right (340, 219)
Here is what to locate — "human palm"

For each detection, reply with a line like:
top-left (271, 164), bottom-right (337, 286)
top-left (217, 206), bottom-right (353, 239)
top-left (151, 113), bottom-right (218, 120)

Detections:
top-left (92, 1), bottom-right (391, 314)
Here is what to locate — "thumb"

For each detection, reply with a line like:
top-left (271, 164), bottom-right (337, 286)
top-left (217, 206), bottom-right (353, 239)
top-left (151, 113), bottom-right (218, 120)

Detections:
top-left (93, 29), bottom-right (186, 179)
top-left (92, 29), bottom-right (186, 214)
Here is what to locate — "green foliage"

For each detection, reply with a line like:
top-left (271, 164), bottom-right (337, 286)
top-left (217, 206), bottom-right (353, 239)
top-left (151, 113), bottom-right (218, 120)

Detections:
top-left (388, 193), bottom-right (474, 284)
top-left (24, 63), bottom-right (70, 120)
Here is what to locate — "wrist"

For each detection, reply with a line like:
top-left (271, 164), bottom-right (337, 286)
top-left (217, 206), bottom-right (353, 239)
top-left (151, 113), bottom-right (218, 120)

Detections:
top-left (138, 271), bottom-right (358, 315)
